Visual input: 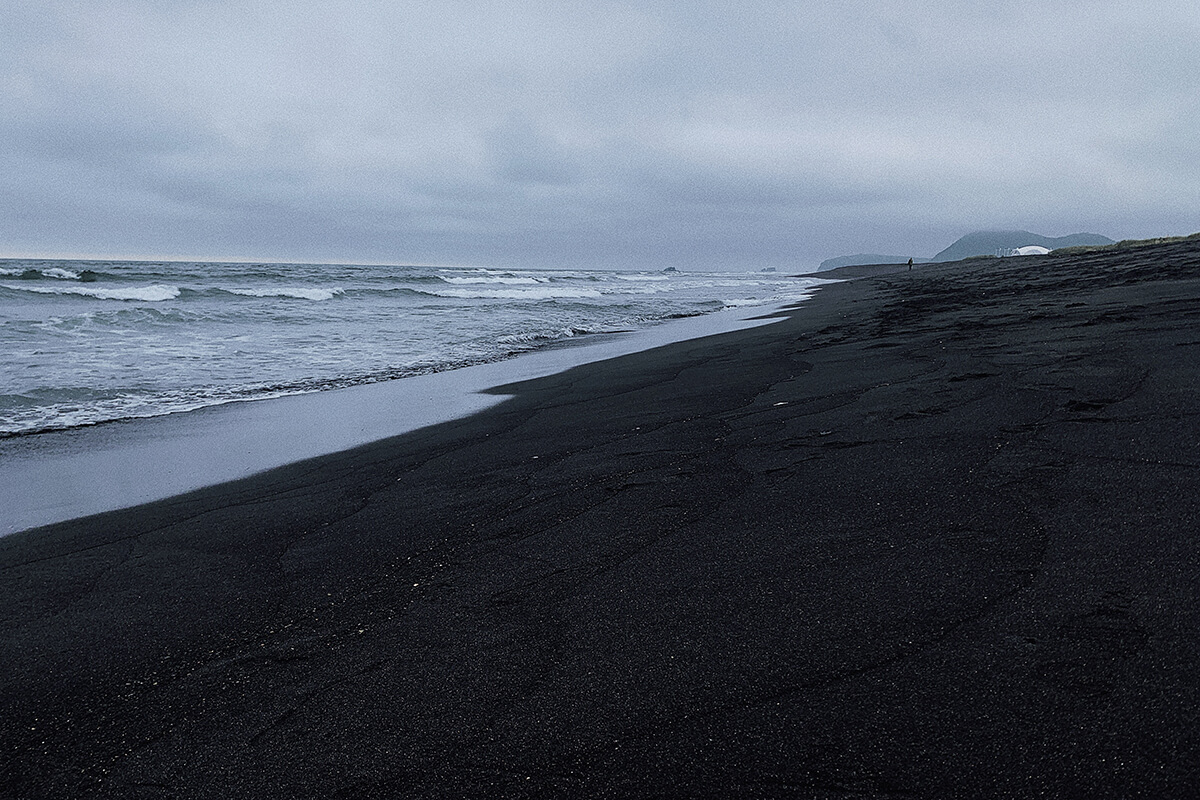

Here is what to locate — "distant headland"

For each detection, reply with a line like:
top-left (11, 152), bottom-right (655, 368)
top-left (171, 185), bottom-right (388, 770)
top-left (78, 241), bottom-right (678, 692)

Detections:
top-left (818, 230), bottom-right (1115, 271)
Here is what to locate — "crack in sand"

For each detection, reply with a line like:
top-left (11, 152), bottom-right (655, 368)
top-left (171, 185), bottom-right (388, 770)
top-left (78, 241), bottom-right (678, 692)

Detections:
top-left (246, 657), bottom-right (389, 747)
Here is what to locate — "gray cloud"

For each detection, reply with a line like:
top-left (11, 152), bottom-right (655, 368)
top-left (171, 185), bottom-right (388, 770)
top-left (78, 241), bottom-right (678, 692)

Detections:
top-left (2, 0), bottom-right (1197, 268)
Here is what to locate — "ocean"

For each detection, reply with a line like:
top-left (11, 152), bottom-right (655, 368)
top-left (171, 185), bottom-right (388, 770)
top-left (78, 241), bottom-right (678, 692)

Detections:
top-left (1, 258), bottom-right (823, 439)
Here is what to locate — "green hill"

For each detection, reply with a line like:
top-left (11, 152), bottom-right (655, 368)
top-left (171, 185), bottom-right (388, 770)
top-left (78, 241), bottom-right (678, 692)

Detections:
top-left (931, 231), bottom-right (1114, 262)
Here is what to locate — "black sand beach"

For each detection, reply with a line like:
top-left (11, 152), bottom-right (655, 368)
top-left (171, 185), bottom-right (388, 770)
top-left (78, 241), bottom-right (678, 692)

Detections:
top-left (3, 240), bottom-right (1200, 798)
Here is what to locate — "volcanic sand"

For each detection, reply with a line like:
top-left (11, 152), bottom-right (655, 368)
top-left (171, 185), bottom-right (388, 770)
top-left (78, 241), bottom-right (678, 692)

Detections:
top-left (3, 240), bottom-right (1199, 797)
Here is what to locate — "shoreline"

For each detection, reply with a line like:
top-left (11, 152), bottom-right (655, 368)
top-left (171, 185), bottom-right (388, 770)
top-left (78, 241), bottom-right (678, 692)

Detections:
top-left (3, 240), bottom-right (1199, 797)
top-left (0, 296), bottom-right (816, 536)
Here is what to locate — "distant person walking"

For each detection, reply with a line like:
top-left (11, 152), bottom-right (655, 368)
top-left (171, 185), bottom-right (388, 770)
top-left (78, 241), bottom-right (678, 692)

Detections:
top-left (907, 258), bottom-right (913, 270)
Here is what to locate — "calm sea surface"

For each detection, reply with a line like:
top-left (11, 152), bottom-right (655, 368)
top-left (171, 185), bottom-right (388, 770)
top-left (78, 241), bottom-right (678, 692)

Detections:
top-left (1, 259), bottom-right (822, 437)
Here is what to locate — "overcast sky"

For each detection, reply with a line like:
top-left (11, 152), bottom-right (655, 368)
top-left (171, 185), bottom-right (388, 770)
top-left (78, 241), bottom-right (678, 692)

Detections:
top-left (2, 1), bottom-right (1197, 270)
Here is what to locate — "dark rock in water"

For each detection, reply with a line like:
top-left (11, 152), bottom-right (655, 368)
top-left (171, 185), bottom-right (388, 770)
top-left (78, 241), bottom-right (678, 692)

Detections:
top-left (662, 266), bottom-right (679, 273)
top-left (18, 269), bottom-right (41, 280)
top-left (932, 231), bottom-right (1114, 262)
top-left (78, 270), bottom-right (99, 282)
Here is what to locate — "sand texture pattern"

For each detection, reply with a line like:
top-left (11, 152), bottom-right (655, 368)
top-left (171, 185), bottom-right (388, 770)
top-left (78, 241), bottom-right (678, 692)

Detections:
top-left (3, 240), bottom-right (1200, 798)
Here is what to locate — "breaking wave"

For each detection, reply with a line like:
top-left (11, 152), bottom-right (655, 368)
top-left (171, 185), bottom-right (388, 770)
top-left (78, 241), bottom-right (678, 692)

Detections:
top-left (223, 287), bottom-right (346, 301)
top-left (1, 283), bottom-right (182, 302)
top-left (428, 287), bottom-right (604, 300)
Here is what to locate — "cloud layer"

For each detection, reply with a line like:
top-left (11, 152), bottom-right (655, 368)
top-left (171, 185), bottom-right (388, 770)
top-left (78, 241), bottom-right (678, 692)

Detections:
top-left (3, 1), bottom-right (1198, 269)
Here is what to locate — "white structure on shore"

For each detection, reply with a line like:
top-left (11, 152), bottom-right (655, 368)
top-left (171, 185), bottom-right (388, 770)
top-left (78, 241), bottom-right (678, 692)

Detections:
top-left (998, 245), bottom-right (1052, 257)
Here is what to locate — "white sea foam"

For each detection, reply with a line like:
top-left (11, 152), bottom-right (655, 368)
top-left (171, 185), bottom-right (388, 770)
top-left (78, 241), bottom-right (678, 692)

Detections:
top-left (431, 287), bottom-right (603, 300)
top-left (440, 275), bottom-right (546, 285)
top-left (0, 266), bottom-right (80, 279)
top-left (0, 384), bottom-right (306, 437)
top-left (605, 284), bottom-right (673, 295)
top-left (721, 287), bottom-right (819, 308)
top-left (684, 278), bottom-right (777, 289)
top-left (42, 268), bottom-right (81, 280)
top-left (615, 274), bottom-right (671, 282)
top-left (226, 286), bottom-right (345, 301)
top-left (496, 326), bottom-right (599, 345)
top-left (2, 283), bottom-right (181, 301)
top-left (719, 297), bottom-right (772, 308)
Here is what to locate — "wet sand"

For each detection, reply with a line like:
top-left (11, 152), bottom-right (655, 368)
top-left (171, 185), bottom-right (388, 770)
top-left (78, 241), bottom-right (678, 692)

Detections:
top-left (3, 240), bottom-right (1199, 797)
